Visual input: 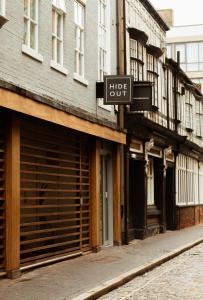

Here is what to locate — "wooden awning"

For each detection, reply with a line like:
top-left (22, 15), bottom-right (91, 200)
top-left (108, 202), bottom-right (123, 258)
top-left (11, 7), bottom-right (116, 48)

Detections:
top-left (128, 27), bottom-right (148, 45)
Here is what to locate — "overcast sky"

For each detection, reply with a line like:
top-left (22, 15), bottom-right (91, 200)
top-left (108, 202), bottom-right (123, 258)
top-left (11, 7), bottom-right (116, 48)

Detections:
top-left (150, 0), bottom-right (203, 26)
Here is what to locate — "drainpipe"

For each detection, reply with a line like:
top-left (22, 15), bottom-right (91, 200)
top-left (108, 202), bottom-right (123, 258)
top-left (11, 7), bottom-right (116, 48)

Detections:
top-left (116, 0), bottom-right (128, 244)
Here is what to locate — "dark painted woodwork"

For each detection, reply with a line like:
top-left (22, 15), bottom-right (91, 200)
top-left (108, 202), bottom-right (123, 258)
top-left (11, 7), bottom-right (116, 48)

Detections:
top-left (128, 158), bottom-right (147, 240)
top-left (166, 167), bottom-right (176, 230)
top-left (154, 159), bottom-right (166, 233)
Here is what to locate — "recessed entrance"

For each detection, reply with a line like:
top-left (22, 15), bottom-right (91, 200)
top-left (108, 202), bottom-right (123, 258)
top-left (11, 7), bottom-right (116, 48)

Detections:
top-left (100, 148), bottom-right (113, 246)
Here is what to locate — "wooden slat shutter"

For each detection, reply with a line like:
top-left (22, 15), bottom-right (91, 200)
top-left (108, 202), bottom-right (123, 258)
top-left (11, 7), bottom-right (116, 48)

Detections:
top-left (20, 119), bottom-right (91, 266)
top-left (0, 113), bottom-right (5, 270)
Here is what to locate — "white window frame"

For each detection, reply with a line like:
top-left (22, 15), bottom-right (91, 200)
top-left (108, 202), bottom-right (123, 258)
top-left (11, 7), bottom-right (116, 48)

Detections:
top-left (147, 159), bottom-right (154, 206)
top-left (22, 0), bottom-right (43, 62)
top-left (98, 0), bottom-right (111, 111)
top-left (195, 100), bottom-right (202, 137)
top-left (51, 5), bottom-right (68, 75)
top-left (0, 0), bottom-right (5, 16)
top-left (74, 1), bottom-right (88, 85)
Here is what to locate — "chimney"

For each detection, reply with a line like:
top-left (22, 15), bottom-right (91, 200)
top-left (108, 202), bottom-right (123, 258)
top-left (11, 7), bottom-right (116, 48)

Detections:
top-left (157, 9), bottom-right (174, 27)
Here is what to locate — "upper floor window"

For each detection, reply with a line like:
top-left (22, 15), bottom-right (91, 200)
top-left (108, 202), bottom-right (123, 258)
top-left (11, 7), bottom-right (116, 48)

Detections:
top-left (195, 100), bottom-right (202, 137)
top-left (147, 53), bottom-right (158, 107)
top-left (98, 0), bottom-right (111, 110)
top-left (98, 0), bottom-right (110, 81)
top-left (74, 1), bottom-right (85, 78)
top-left (24, 0), bottom-right (38, 51)
top-left (52, 7), bottom-right (63, 66)
top-left (175, 42), bottom-right (203, 72)
top-left (130, 39), bottom-right (144, 81)
top-left (166, 45), bottom-right (172, 58)
top-left (185, 92), bottom-right (193, 130)
top-left (51, 0), bottom-right (67, 74)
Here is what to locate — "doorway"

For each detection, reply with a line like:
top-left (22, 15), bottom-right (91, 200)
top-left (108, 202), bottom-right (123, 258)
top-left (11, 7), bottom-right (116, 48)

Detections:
top-left (100, 152), bottom-right (113, 246)
top-left (165, 166), bottom-right (176, 230)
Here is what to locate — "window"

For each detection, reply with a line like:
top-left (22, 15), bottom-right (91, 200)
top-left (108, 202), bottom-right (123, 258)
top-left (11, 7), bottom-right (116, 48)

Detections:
top-left (147, 53), bottom-right (158, 107)
top-left (130, 39), bottom-right (144, 81)
top-left (98, 0), bottom-right (111, 110)
top-left (98, 0), bottom-right (108, 81)
top-left (51, 0), bottom-right (67, 74)
top-left (52, 8), bottom-right (63, 65)
top-left (195, 100), bottom-right (202, 137)
top-left (166, 45), bottom-right (172, 58)
top-left (176, 155), bottom-right (197, 205)
top-left (147, 159), bottom-right (154, 206)
top-left (24, 0), bottom-right (38, 51)
top-left (22, 0), bottom-right (43, 61)
top-left (185, 102), bottom-right (193, 130)
top-left (74, 1), bottom-right (85, 80)
top-left (175, 42), bottom-right (203, 72)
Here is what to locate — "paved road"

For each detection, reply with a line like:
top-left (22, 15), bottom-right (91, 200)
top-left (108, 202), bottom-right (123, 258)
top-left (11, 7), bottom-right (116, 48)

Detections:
top-left (101, 243), bottom-right (203, 300)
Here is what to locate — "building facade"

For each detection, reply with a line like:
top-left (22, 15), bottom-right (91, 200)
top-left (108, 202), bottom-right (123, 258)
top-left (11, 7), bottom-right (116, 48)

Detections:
top-left (0, 0), bottom-right (203, 280)
top-left (0, 0), bottom-right (125, 278)
top-left (123, 0), bottom-right (203, 241)
top-left (166, 24), bottom-right (203, 93)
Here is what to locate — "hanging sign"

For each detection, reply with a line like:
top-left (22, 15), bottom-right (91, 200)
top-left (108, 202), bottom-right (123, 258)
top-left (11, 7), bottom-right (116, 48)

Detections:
top-left (104, 75), bottom-right (133, 105)
top-left (130, 81), bottom-right (153, 111)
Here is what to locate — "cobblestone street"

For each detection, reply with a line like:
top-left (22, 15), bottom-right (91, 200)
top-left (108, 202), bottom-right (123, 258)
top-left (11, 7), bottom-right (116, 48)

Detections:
top-left (101, 243), bottom-right (203, 300)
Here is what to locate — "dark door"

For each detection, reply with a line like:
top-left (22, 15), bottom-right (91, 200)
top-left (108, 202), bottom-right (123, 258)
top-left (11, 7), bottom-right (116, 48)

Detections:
top-left (128, 159), bottom-right (146, 240)
top-left (165, 167), bottom-right (176, 230)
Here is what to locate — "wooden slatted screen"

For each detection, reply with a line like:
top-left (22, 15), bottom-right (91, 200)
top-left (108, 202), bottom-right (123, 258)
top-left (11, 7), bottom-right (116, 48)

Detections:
top-left (0, 113), bottom-right (5, 270)
top-left (20, 119), bottom-right (91, 266)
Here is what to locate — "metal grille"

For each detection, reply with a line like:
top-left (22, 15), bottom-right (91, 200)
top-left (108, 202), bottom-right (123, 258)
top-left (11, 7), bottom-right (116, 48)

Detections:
top-left (20, 119), bottom-right (91, 266)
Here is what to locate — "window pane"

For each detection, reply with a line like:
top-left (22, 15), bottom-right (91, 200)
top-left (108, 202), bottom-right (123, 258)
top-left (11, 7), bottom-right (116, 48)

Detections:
top-left (57, 40), bottom-right (62, 64)
top-left (180, 63), bottom-right (186, 71)
top-left (167, 45), bottom-right (172, 58)
top-left (187, 63), bottom-right (198, 71)
top-left (52, 37), bottom-right (55, 60)
top-left (57, 14), bottom-right (62, 38)
top-left (79, 53), bottom-right (83, 76)
top-left (30, 0), bottom-right (36, 20)
top-left (176, 44), bottom-right (185, 62)
top-left (24, 18), bottom-right (28, 44)
top-left (199, 43), bottom-right (203, 62)
top-left (30, 22), bottom-right (36, 49)
top-left (200, 63), bottom-right (203, 71)
top-left (187, 43), bottom-right (198, 63)
top-left (24, 0), bottom-right (28, 16)
top-left (52, 9), bottom-right (55, 34)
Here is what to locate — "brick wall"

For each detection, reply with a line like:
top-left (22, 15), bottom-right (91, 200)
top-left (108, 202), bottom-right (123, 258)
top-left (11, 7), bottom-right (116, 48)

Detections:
top-left (0, 0), bottom-right (118, 123)
top-left (176, 205), bottom-right (203, 229)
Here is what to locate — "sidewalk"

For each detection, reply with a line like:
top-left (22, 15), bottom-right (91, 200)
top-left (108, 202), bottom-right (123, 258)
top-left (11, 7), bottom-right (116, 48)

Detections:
top-left (0, 224), bottom-right (203, 300)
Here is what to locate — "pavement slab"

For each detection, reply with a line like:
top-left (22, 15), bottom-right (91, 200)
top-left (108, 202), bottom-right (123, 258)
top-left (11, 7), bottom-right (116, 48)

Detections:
top-left (0, 224), bottom-right (202, 300)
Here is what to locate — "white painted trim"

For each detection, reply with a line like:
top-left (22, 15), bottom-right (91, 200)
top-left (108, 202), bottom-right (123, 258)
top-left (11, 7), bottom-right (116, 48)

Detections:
top-left (0, 0), bottom-right (5, 16)
top-left (22, 44), bottom-right (43, 62)
top-left (23, 0), bottom-right (39, 52)
top-left (97, 0), bottom-right (112, 112)
top-left (50, 60), bottom-right (68, 75)
top-left (52, 0), bottom-right (67, 13)
top-left (98, 99), bottom-right (112, 112)
top-left (52, 8), bottom-right (64, 67)
top-left (73, 73), bottom-right (88, 86)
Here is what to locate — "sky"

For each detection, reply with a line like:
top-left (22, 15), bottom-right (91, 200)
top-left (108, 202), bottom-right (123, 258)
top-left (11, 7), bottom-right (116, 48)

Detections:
top-left (150, 0), bottom-right (203, 26)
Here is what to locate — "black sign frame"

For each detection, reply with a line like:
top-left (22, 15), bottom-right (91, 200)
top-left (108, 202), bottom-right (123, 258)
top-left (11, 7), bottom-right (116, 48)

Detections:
top-left (130, 81), bottom-right (154, 112)
top-left (104, 75), bottom-right (134, 105)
